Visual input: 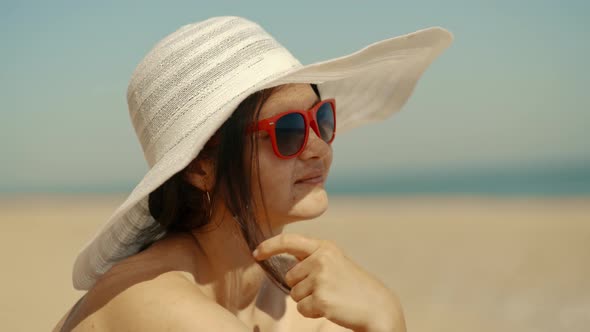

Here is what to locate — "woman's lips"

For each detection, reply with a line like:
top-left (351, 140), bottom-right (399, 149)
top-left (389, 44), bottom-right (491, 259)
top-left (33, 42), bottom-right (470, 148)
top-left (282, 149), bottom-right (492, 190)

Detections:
top-left (295, 175), bottom-right (324, 185)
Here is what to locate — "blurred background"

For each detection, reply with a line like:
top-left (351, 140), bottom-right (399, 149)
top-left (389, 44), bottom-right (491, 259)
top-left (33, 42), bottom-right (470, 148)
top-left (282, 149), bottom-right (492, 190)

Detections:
top-left (1, 1), bottom-right (588, 331)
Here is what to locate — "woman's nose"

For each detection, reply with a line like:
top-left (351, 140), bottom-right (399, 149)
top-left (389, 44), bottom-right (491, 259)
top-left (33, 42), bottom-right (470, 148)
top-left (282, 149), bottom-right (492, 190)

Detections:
top-left (298, 127), bottom-right (331, 160)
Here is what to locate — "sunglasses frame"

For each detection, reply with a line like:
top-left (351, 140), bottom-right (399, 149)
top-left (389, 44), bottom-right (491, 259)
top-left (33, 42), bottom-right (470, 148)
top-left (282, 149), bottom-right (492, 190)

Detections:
top-left (247, 98), bottom-right (336, 159)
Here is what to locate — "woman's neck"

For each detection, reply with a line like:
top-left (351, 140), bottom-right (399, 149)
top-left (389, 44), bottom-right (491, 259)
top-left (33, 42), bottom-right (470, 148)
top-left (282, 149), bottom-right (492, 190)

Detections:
top-left (188, 204), bottom-right (284, 313)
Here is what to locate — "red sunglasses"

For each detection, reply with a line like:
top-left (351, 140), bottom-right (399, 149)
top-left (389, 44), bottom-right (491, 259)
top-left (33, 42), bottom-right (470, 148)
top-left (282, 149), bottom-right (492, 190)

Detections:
top-left (247, 98), bottom-right (336, 159)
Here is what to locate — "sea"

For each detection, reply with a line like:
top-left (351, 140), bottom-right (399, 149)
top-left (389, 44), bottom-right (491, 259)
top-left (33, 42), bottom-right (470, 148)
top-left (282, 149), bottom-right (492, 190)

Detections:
top-left (2, 164), bottom-right (590, 196)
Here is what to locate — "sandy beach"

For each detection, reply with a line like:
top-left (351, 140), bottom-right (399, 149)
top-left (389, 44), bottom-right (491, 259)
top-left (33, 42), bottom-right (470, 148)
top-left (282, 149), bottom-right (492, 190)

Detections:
top-left (1, 194), bottom-right (588, 331)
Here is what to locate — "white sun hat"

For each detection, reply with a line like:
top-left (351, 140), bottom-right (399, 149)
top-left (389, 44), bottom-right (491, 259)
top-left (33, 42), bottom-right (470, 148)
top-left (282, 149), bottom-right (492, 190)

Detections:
top-left (72, 15), bottom-right (453, 290)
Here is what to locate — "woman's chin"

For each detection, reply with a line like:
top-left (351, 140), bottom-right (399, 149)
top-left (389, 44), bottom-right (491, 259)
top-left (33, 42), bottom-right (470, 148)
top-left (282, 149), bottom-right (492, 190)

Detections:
top-left (289, 188), bottom-right (329, 221)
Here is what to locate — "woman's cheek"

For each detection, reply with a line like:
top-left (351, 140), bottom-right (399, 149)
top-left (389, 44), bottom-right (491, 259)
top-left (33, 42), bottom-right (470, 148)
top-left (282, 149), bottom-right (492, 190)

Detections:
top-left (258, 151), bottom-right (286, 188)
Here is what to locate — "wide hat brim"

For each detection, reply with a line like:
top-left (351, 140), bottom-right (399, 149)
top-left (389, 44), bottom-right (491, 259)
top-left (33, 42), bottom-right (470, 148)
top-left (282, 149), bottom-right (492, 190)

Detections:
top-left (73, 25), bottom-right (453, 290)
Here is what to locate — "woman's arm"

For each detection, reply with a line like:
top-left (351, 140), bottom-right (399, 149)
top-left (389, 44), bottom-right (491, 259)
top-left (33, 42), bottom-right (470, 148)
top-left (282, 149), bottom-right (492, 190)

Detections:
top-left (317, 301), bottom-right (406, 332)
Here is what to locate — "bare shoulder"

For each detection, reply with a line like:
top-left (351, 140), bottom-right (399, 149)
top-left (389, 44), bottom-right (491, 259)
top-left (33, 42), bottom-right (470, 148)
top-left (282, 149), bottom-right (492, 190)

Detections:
top-left (75, 271), bottom-right (249, 331)
top-left (63, 233), bottom-right (249, 331)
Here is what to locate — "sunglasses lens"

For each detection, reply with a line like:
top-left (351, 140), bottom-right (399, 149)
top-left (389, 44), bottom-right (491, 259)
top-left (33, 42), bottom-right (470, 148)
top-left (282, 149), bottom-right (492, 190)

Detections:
top-left (275, 112), bottom-right (306, 156)
top-left (316, 101), bottom-right (335, 142)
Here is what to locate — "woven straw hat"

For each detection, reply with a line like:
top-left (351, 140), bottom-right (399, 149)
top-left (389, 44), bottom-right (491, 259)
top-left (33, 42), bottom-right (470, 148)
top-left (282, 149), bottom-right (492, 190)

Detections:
top-left (72, 15), bottom-right (453, 290)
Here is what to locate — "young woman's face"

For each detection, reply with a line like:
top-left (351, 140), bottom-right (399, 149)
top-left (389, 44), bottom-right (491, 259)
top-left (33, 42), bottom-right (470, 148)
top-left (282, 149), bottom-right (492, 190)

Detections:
top-left (248, 83), bottom-right (333, 228)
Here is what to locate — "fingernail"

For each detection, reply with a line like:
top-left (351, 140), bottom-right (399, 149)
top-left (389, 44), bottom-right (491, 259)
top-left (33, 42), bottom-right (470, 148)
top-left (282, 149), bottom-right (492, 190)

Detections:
top-left (252, 249), bottom-right (259, 258)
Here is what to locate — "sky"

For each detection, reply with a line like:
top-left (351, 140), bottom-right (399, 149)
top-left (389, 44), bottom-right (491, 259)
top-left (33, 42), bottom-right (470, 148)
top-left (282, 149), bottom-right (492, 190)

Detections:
top-left (1, 0), bottom-right (589, 193)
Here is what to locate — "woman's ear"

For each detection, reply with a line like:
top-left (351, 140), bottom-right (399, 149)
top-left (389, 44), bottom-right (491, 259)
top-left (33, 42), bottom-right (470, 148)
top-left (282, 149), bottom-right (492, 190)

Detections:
top-left (183, 158), bottom-right (215, 192)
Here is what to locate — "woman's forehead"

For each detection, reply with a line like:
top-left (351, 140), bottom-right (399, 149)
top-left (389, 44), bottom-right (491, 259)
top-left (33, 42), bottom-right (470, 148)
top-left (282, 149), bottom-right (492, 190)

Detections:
top-left (260, 84), bottom-right (320, 118)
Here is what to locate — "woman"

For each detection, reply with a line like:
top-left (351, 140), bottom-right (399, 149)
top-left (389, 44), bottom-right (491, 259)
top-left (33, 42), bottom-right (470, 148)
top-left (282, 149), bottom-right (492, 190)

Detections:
top-left (54, 16), bottom-right (452, 331)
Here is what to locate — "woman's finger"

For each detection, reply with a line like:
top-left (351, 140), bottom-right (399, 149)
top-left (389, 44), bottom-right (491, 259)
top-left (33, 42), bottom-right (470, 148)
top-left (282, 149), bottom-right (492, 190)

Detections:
top-left (296, 294), bottom-right (324, 319)
top-left (253, 233), bottom-right (321, 261)
top-left (284, 256), bottom-right (315, 287)
top-left (289, 274), bottom-right (314, 302)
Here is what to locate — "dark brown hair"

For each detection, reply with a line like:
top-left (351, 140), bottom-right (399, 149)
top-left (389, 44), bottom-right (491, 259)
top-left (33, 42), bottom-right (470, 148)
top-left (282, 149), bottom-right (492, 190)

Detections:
top-left (137, 83), bottom-right (321, 294)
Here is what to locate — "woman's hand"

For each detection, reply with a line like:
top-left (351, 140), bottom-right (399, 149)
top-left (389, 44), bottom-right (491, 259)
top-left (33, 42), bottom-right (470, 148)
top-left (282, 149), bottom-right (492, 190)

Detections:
top-left (253, 233), bottom-right (406, 332)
